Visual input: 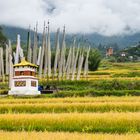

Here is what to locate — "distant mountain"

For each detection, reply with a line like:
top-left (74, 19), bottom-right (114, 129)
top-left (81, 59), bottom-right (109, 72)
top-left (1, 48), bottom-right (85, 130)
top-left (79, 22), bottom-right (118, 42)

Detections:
top-left (2, 25), bottom-right (36, 43)
top-left (1, 25), bottom-right (140, 48)
top-left (1, 25), bottom-right (73, 46)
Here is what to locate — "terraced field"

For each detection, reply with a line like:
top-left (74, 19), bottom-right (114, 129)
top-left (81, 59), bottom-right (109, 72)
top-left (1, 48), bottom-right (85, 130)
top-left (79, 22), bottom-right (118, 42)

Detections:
top-left (0, 97), bottom-right (140, 139)
top-left (0, 62), bottom-right (140, 139)
top-left (88, 62), bottom-right (140, 80)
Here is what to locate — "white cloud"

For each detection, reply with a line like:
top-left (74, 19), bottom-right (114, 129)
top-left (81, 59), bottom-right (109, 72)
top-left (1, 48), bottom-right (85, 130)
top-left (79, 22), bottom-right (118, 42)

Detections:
top-left (0, 0), bottom-right (140, 36)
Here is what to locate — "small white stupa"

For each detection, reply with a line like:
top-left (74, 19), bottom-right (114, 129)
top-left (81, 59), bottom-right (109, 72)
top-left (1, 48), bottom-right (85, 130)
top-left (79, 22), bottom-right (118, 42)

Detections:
top-left (8, 58), bottom-right (40, 95)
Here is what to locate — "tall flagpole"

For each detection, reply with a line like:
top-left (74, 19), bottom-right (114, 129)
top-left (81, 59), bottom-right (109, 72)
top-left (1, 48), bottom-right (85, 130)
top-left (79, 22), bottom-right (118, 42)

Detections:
top-left (0, 47), bottom-right (5, 82)
top-left (71, 37), bottom-right (76, 73)
top-left (0, 48), bottom-right (2, 77)
top-left (62, 26), bottom-right (66, 80)
top-left (33, 22), bottom-right (38, 64)
top-left (5, 44), bottom-right (9, 75)
top-left (84, 46), bottom-right (90, 78)
top-left (9, 54), bottom-right (13, 88)
top-left (71, 46), bottom-right (79, 80)
top-left (8, 40), bottom-right (13, 88)
top-left (66, 47), bottom-right (72, 80)
top-left (58, 26), bottom-right (66, 80)
top-left (77, 50), bottom-right (84, 80)
top-left (37, 46), bottom-right (42, 66)
top-left (39, 22), bottom-right (46, 78)
top-left (27, 25), bottom-right (31, 62)
top-left (15, 34), bottom-right (20, 64)
top-left (47, 21), bottom-right (51, 79)
top-left (54, 28), bottom-right (60, 77)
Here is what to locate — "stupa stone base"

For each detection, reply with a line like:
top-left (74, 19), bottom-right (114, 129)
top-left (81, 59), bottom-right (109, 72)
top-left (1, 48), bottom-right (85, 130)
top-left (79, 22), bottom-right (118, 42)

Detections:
top-left (8, 90), bottom-right (40, 96)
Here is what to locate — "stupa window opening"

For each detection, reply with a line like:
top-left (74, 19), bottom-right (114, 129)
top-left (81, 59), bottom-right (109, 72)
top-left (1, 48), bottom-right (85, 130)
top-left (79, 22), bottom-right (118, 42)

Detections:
top-left (31, 71), bottom-right (35, 76)
top-left (20, 71), bottom-right (24, 75)
top-left (31, 81), bottom-right (36, 87)
top-left (14, 81), bottom-right (26, 87)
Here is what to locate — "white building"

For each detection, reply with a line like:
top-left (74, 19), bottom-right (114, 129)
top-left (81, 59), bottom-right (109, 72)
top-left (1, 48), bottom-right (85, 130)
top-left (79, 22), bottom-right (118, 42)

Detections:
top-left (8, 58), bottom-right (40, 95)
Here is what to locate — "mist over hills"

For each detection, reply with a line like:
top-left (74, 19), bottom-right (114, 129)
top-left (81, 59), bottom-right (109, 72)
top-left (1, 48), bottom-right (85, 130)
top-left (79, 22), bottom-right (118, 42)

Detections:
top-left (2, 25), bottom-right (140, 48)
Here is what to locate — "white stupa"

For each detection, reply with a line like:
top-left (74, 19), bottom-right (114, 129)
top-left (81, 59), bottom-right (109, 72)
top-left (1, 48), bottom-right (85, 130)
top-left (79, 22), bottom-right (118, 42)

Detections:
top-left (8, 58), bottom-right (40, 95)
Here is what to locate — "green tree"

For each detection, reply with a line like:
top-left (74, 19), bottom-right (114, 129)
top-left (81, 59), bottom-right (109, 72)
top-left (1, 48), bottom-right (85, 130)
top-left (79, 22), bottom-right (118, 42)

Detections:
top-left (0, 26), bottom-right (7, 47)
top-left (89, 49), bottom-right (101, 71)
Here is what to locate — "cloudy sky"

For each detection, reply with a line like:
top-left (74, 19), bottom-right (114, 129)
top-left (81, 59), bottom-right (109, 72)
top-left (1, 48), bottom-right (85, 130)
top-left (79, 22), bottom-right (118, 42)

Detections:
top-left (0, 0), bottom-right (140, 36)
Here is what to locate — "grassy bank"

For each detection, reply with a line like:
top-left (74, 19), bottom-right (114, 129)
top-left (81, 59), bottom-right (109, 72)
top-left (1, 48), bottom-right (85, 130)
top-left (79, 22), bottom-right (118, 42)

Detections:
top-left (39, 79), bottom-right (140, 97)
top-left (40, 80), bottom-right (140, 91)
top-left (1, 79), bottom-right (140, 97)
top-left (53, 90), bottom-right (140, 97)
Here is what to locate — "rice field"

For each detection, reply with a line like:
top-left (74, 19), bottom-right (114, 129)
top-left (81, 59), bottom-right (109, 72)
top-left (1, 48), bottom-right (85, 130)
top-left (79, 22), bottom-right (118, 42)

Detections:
top-left (0, 112), bottom-right (140, 133)
top-left (0, 100), bottom-right (140, 113)
top-left (88, 62), bottom-right (140, 80)
top-left (0, 96), bottom-right (140, 103)
top-left (0, 62), bottom-right (140, 139)
top-left (0, 131), bottom-right (140, 140)
top-left (0, 96), bottom-right (139, 139)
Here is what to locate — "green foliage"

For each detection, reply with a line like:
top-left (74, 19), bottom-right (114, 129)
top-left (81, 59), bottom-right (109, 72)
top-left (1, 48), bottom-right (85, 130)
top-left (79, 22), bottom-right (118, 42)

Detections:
top-left (113, 72), bottom-right (140, 77)
top-left (0, 82), bottom-right (8, 95)
top-left (39, 79), bottom-right (140, 97)
top-left (89, 72), bottom-right (110, 75)
top-left (0, 26), bottom-right (7, 47)
top-left (54, 90), bottom-right (140, 97)
top-left (107, 56), bottom-right (117, 62)
top-left (114, 44), bottom-right (140, 62)
top-left (88, 49), bottom-right (102, 71)
top-left (40, 80), bottom-right (140, 91)
top-left (0, 90), bottom-right (8, 95)
top-left (126, 44), bottom-right (140, 58)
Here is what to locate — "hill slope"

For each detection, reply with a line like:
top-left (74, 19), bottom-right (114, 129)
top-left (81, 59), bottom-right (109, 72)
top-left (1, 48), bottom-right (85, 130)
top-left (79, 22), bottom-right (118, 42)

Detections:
top-left (2, 25), bottom-right (140, 48)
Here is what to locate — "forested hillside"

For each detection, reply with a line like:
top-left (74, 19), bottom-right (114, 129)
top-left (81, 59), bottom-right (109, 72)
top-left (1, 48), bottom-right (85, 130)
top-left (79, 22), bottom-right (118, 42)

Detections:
top-left (2, 25), bottom-right (140, 48)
